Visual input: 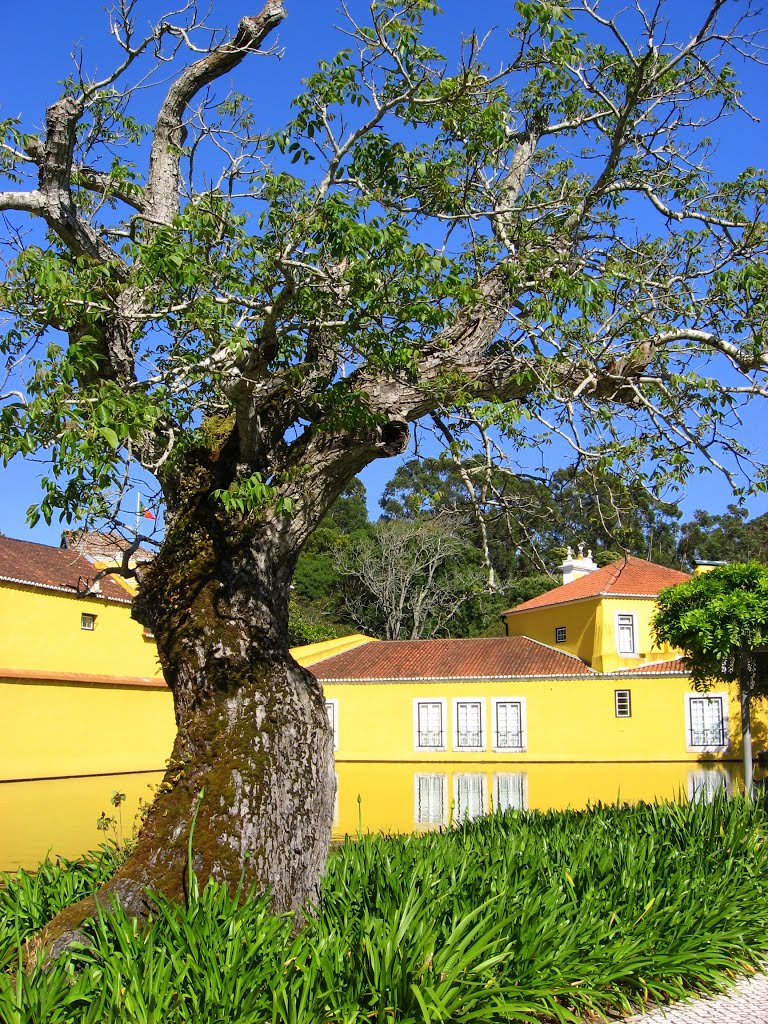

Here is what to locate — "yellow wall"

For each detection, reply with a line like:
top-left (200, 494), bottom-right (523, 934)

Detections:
top-left (597, 597), bottom-right (680, 672)
top-left (324, 676), bottom-right (767, 764)
top-left (292, 634), bottom-right (376, 667)
top-left (1, 680), bottom-right (175, 780)
top-left (505, 601), bottom-right (599, 665)
top-left (3, 571), bottom-right (763, 790)
top-left (0, 583), bottom-right (162, 681)
top-left (0, 575), bottom-right (372, 783)
top-left (505, 595), bottom-right (681, 672)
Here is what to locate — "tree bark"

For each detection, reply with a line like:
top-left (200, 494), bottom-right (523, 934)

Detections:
top-left (740, 658), bottom-right (755, 800)
top-left (31, 436), bottom-right (336, 966)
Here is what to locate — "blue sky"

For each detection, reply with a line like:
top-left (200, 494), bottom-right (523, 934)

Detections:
top-left (1, 1), bottom-right (766, 544)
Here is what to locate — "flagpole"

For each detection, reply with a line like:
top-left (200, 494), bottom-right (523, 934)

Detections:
top-left (136, 492), bottom-right (141, 536)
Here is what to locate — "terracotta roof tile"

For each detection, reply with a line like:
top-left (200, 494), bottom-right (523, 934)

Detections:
top-left (0, 536), bottom-right (133, 604)
top-left (503, 555), bottom-right (691, 615)
top-left (609, 657), bottom-right (688, 676)
top-left (311, 636), bottom-right (593, 681)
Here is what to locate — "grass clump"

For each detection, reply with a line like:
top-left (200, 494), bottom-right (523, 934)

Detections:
top-left (2, 797), bottom-right (768, 1023)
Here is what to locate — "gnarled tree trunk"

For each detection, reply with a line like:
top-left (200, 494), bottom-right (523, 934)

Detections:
top-left (33, 436), bottom-right (336, 965)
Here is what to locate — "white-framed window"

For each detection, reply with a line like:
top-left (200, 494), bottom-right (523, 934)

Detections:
top-left (615, 689), bottom-right (632, 718)
top-left (453, 773), bottom-right (487, 825)
top-left (616, 612), bottom-right (637, 655)
top-left (414, 773), bottom-right (448, 826)
top-left (687, 768), bottom-right (731, 803)
top-left (81, 613), bottom-right (96, 631)
top-left (685, 693), bottom-right (729, 752)
top-left (452, 698), bottom-right (486, 752)
top-left (555, 626), bottom-right (567, 643)
top-left (492, 772), bottom-right (528, 813)
top-left (413, 698), bottom-right (447, 752)
top-left (325, 699), bottom-right (338, 751)
top-left (491, 698), bottom-right (527, 752)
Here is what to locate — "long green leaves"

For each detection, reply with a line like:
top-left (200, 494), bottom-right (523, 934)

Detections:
top-left (2, 798), bottom-right (768, 1022)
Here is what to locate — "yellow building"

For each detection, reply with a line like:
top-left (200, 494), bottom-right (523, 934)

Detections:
top-left (311, 547), bottom-right (768, 776)
top-left (502, 547), bottom-right (691, 673)
top-left (0, 535), bottom-right (371, 783)
top-left (1, 534), bottom-right (765, 864)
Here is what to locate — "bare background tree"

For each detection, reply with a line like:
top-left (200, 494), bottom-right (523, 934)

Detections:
top-left (339, 519), bottom-right (486, 639)
top-left (0, 0), bottom-right (766, 956)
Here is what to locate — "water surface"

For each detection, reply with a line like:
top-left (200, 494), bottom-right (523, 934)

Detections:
top-left (0, 761), bottom-right (743, 872)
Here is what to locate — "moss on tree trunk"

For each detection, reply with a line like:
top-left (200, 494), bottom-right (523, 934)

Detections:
top-left (31, 432), bottom-right (336, 966)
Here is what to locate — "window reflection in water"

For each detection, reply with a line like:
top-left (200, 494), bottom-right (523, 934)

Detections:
top-left (493, 772), bottom-right (528, 813)
top-left (453, 773), bottom-right (487, 824)
top-left (414, 773), bottom-right (447, 826)
top-left (687, 768), bottom-right (731, 803)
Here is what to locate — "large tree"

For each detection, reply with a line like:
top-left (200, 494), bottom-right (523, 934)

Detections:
top-left (1, 0), bottom-right (767, 951)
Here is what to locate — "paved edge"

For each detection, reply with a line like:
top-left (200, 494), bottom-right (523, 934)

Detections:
top-left (623, 969), bottom-right (768, 1024)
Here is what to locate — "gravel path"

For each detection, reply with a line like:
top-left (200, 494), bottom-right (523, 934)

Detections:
top-left (623, 970), bottom-right (768, 1023)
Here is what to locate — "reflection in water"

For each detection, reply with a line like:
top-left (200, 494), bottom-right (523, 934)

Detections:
top-left (453, 774), bottom-right (486, 825)
top-left (0, 772), bottom-right (163, 873)
top-left (0, 761), bottom-right (740, 872)
top-left (415, 773), bottom-right (447, 826)
top-left (687, 768), bottom-right (731, 803)
top-left (493, 772), bottom-right (527, 814)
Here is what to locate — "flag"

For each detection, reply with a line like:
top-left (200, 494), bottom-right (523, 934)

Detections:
top-left (139, 503), bottom-right (155, 521)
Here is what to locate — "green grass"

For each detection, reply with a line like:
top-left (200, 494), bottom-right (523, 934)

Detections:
top-left (2, 797), bottom-right (768, 1023)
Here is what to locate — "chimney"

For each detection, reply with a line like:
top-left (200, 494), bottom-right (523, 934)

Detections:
top-left (559, 543), bottom-right (599, 585)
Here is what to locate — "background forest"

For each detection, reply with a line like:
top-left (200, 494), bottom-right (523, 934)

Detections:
top-left (290, 462), bottom-right (768, 643)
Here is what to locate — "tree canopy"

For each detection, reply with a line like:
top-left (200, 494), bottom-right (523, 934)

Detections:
top-left (653, 562), bottom-right (768, 693)
top-left (1, 0), bottom-right (767, 534)
top-left (677, 506), bottom-right (768, 570)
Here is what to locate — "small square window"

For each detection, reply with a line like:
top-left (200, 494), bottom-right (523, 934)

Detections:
top-left (555, 626), bottom-right (567, 643)
top-left (81, 613), bottom-right (96, 631)
top-left (615, 689), bottom-right (631, 718)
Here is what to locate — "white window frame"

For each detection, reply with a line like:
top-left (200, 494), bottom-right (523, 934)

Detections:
top-left (614, 689), bottom-right (632, 718)
top-left (413, 698), bottom-right (447, 752)
top-left (81, 612), bottom-right (96, 631)
top-left (492, 772), bottom-right (529, 813)
top-left (491, 697), bottom-right (527, 753)
top-left (414, 773), bottom-right (448, 826)
top-left (325, 698), bottom-right (338, 751)
top-left (615, 612), bottom-right (637, 655)
top-left (687, 768), bottom-right (731, 803)
top-left (453, 773), bottom-right (487, 825)
top-left (452, 697), bottom-right (486, 752)
top-left (555, 626), bottom-right (567, 643)
top-left (684, 692), bottom-right (729, 753)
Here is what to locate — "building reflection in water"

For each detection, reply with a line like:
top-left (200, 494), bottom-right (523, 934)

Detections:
top-left (1, 761), bottom-right (738, 872)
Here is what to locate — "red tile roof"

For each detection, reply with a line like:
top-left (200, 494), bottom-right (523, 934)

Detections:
top-left (0, 536), bottom-right (133, 604)
top-left (609, 657), bottom-right (688, 676)
top-left (503, 555), bottom-right (691, 615)
top-left (311, 636), bottom-right (594, 681)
